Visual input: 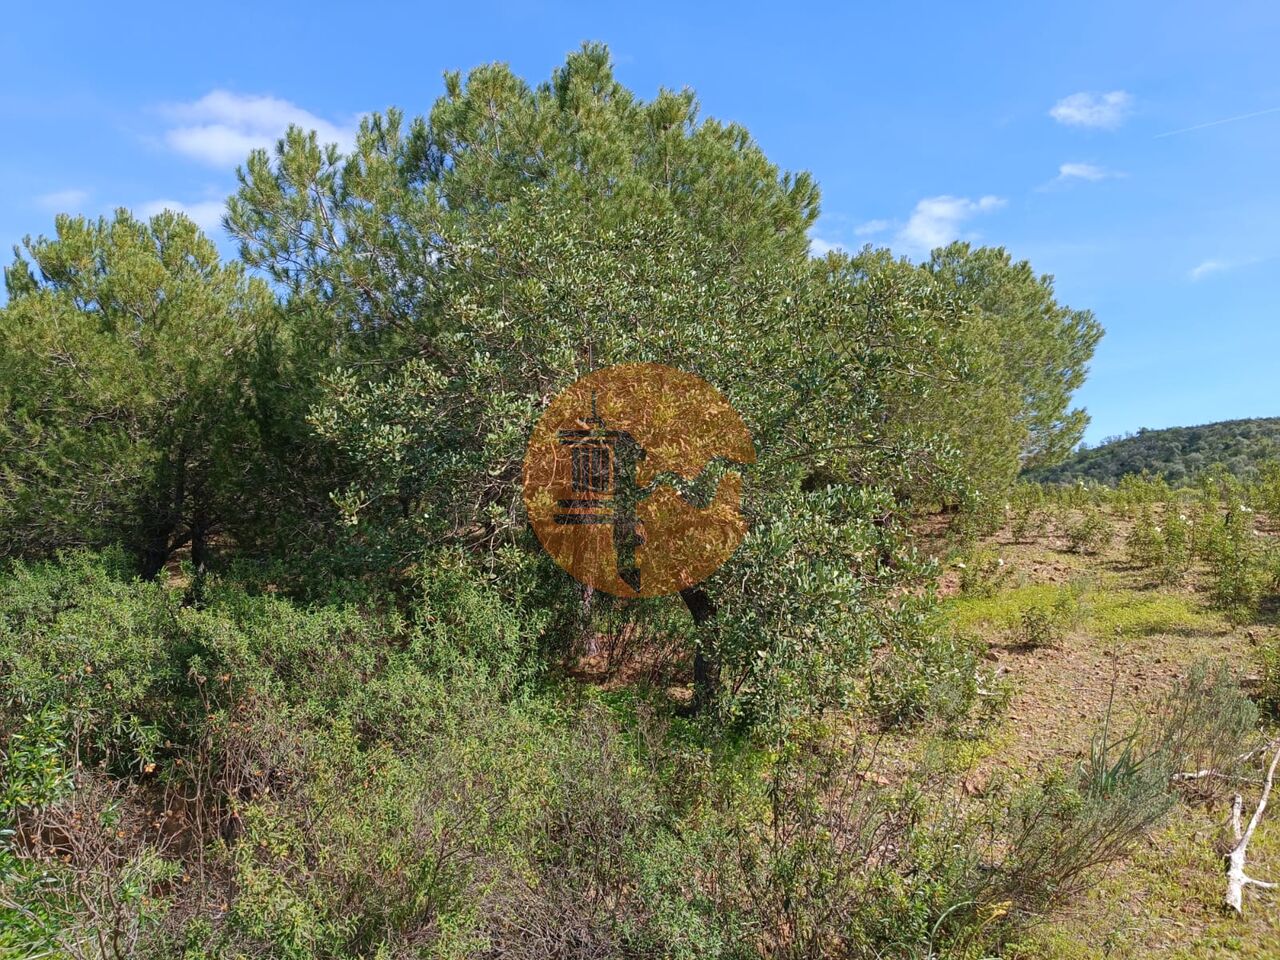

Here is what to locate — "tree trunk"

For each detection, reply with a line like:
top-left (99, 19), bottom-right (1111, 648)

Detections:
top-left (139, 526), bottom-right (174, 581)
top-left (189, 504), bottom-right (211, 605)
top-left (140, 454), bottom-right (186, 581)
top-left (680, 586), bottom-right (720, 715)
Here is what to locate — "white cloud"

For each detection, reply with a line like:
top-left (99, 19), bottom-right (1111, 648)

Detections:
top-left (1050, 91), bottom-right (1133, 129)
top-left (161, 90), bottom-right (359, 166)
top-left (854, 218), bottom-right (891, 236)
top-left (1038, 162), bottom-right (1126, 190)
top-left (1189, 259), bottom-right (1228, 280)
top-left (809, 235), bottom-right (843, 256)
top-left (894, 195), bottom-right (1005, 254)
top-left (137, 198), bottom-right (226, 232)
top-left (1187, 257), bottom-right (1264, 281)
top-left (1056, 162), bottom-right (1116, 182)
top-left (36, 188), bottom-right (90, 211)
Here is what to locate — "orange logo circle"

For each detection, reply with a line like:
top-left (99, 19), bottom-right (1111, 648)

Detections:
top-left (523, 363), bottom-right (756, 597)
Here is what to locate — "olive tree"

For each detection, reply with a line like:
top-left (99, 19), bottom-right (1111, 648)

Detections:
top-left (224, 45), bottom-right (1089, 725)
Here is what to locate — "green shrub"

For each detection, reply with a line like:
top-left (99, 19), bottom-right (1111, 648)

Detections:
top-left (1252, 460), bottom-right (1280, 521)
top-left (0, 549), bottom-right (196, 778)
top-left (1195, 499), bottom-right (1272, 619)
top-left (987, 664), bottom-right (1253, 915)
top-left (1155, 508), bottom-right (1194, 584)
top-left (993, 752), bottom-right (1174, 912)
top-left (1004, 584), bottom-right (1082, 650)
top-left (1258, 637), bottom-right (1280, 718)
top-left (644, 732), bottom-right (998, 960)
top-left (1125, 505), bottom-right (1192, 584)
top-left (955, 547), bottom-right (1008, 598)
top-left (1011, 603), bottom-right (1060, 649)
top-left (1065, 507), bottom-right (1113, 555)
top-left (1147, 660), bottom-right (1259, 801)
top-left (1008, 484), bottom-right (1048, 543)
top-left (869, 623), bottom-right (984, 728)
top-left (1113, 473), bottom-right (1170, 517)
top-left (1125, 504), bottom-right (1162, 568)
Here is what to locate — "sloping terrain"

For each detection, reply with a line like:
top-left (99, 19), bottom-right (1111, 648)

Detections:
top-left (907, 507), bottom-right (1280, 957)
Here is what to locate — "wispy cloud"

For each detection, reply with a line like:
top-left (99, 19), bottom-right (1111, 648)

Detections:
top-left (809, 235), bottom-right (843, 256)
top-left (137, 198), bottom-right (226, 232)
top-left (1056, 162), bottom-right (1120, 182)
top-left (1038, 162), bottom-right (1126, 190)
top-left (36, 188), bottom-right (90, 211)
top-left (1189, 259), bottom-right (1229, 281)
top-left (894, 195), bottom-right (1005, 254)
top-left (854, 218), bottom-right (890, 236)
top-left (1050, 91), bottom-right (1133, 129)
top-left (1156, 105), bottom-right (1280, 139)
top-left (160, 90), bottom-right (360, 167)
top-left (1187, 256), bottom-right (1268, 281)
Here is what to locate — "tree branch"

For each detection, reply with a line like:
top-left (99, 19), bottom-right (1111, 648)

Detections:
top-left (1224, 738), bottom-right (1280, 914)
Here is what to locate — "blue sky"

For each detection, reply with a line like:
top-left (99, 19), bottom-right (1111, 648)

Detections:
top-left (3, 1), bottom-right (1278, 445)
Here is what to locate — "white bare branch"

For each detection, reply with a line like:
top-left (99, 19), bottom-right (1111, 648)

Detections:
top-left (1225, 739), bottom-right (1280, 914)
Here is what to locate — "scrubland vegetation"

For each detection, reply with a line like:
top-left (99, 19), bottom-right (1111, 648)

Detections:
top-left (1027, 418), bottom-right (1280, 486)
top-left (3, 45), bottom-right (1279, 959)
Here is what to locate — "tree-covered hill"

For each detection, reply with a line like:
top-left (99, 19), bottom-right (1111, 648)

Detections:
top-left (1025, 416), bottom-right (1280, 485)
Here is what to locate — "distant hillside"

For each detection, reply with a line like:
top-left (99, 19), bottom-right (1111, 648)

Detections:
top-left (1025, 417), bottom-right (1280, 485)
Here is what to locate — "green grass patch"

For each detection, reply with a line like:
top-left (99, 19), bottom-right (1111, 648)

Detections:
top-left (921, 725), bottom-right (1014, 774)
top-left (1086, 589), bottom-right (1225, 640)
top-left (944, 581), bottom-right (1225, 644)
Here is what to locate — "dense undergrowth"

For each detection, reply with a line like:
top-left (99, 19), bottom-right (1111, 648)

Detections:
top-left (6, 473), bottom-right (1280, 959)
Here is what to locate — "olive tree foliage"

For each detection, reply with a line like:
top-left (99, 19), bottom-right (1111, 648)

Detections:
top-left (0, 211), bottom-right (273, 578)
top-left (222, 46), bottom-right (959, 725)
top-left (224, 45), bottom-right (1090, 724)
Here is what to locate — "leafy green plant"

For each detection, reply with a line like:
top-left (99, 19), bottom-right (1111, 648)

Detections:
top-left (1125, 504), bottom-right (1162, 568)
top-left (869, 625), bottom-right (984, 728)
top-left (1155, 508), bottom-right (1194, 584)
top-left (1008, 587), bottom-right (1080, 650)
top-left (1065, 507), bottom-right (1113, 555)
top-left (1011, 604), bottom-right (1061, 649)
top-left (955, 547), bottom-right (1008, 598)
top-left (1113, 473), bottom-right (1170, 517)
top-left (1259, 636), bottom-right (1280, 718)
top-left (1008, 484), bottom-right (1047, 542)
top-left (1126, 505), bottom-right (1193, 584)
top-left (1194, 494), bottom-right (1271, 619)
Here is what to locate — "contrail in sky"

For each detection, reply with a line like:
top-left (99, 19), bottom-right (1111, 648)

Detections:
top-left (1155, 105), bottom-right (1280, 138)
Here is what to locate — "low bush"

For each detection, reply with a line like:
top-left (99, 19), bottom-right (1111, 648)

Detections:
top-left (869, 622), bottom-right (985, 729)
top-left (1011, 603), bottom-right (1060, 649)
top-left (1008, 484), bottom-right (1047, 542)
top-left (1257, 635), bottom-right (1280, 719)
top-left (955, 547), bottom-right (1008, 598)
top-left (1065, 507), bottom-right (1113, 555)
top-left (987, 661), bottom-right (1256, 911)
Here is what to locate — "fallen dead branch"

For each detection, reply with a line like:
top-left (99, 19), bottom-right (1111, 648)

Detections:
top-left (1173, 769), bottom-right (1259, 785)
top-left (1175, 743), bottom-right (1276, 783)
top-left (1224, 739), bottom-right (1280, 914)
